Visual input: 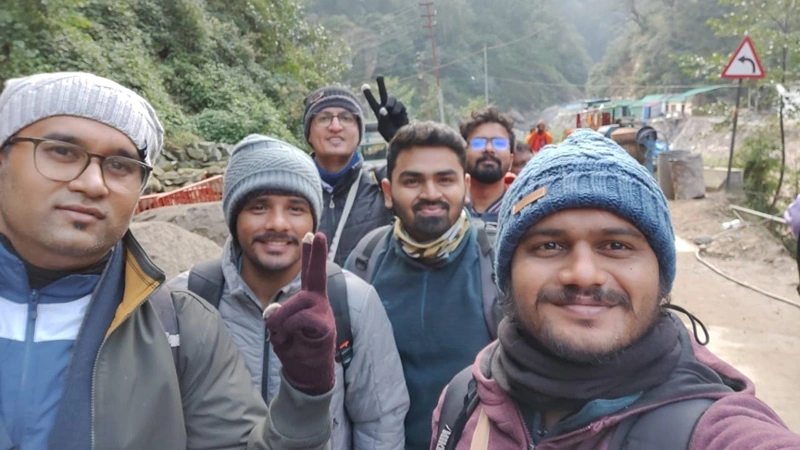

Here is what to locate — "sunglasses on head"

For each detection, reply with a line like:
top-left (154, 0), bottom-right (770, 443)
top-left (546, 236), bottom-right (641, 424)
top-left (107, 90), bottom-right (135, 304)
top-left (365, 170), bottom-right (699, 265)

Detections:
top-left (469, 137), bottom-right (510, 151)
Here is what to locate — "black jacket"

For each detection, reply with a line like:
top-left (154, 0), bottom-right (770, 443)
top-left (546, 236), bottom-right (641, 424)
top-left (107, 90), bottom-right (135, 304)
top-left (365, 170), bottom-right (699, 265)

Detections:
top-left (319, 160), bottom-right (393, 265)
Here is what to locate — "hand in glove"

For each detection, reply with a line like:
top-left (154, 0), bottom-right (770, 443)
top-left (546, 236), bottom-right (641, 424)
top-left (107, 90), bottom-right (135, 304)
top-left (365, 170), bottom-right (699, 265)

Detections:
top-left (362, 76), bottom-right (409, 143)
top-left (263, 232), bottom-right (336, 396)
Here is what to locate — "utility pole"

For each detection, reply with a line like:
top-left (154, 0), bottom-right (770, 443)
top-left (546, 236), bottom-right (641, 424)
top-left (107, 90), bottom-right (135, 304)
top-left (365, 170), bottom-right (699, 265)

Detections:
top-left (483, 42), bottom-right (489, 105)
top-left (420, 2), bottom-right (445, 123)
top-left (415, 51), bottom-right (429, 120)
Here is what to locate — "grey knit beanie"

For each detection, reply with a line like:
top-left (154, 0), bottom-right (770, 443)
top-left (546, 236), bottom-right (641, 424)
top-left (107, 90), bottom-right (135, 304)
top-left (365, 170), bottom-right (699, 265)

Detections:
top-left (495, 128), bottom-right (675, 295)
top-left (0, 72), bottom-right (164, 166)
top-left (223, 134), bottom-right (323, 237)
top-left (302, 86), bottom-right (364, 146)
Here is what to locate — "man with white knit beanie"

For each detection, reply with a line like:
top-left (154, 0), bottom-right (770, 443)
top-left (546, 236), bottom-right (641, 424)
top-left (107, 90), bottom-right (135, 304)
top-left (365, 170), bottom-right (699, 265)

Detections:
top-left (0, 72), bottom-right (336, 450)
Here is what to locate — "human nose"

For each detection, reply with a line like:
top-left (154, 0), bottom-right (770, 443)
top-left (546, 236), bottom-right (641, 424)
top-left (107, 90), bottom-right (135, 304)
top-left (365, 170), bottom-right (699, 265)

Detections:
top-left (419, 179), bottom-right (443, 200)
top-left (557, 243), bottom-right (607, 288)
top-left (266, 208), bottom-right (292, 232)
top-left (327, 115), bottom-right (344, 131)
top-left (68, 157), bottom-right (110, 198)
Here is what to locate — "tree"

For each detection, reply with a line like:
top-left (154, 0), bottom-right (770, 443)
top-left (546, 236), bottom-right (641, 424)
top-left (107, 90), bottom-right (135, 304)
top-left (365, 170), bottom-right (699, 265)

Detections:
top-left (709, 0), bottom-right (800, 210)
top-left (1, 0), bottom-right (346, 146)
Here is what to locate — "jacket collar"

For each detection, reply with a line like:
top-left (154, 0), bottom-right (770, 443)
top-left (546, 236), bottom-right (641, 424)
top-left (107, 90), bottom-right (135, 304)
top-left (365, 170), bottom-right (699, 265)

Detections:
top-left (470, 315), bottom-right (745, 445)
top-left (106, 231), bottom-right (165, 336)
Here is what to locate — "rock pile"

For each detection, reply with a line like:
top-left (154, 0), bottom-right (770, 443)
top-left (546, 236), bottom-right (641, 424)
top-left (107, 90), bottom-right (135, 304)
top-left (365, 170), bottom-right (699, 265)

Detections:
top-left (146, 141), bottom-right (233, 194)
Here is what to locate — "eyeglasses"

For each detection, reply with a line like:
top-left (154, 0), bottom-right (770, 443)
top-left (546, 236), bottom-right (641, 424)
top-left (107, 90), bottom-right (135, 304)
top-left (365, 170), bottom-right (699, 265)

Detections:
top-left (312, 112), bottom-right (358, 128)
top-left (6, 137), bottom-right (152, 193)
top-left (469, 137), bottom-right (510, 151)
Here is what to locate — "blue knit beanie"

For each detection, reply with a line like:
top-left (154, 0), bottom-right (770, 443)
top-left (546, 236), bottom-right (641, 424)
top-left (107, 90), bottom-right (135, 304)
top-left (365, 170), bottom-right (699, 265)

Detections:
top-left (495, 128), bottom-right (675, 295)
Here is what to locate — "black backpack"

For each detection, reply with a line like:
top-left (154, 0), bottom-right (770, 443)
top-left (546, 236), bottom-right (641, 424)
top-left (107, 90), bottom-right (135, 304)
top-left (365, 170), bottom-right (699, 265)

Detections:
top-left (346, 218), bottom-right (503, 339)
top-left (434, 366), bottom-right (715, 450)
top-left (186, 258), bottom-right (354, 370)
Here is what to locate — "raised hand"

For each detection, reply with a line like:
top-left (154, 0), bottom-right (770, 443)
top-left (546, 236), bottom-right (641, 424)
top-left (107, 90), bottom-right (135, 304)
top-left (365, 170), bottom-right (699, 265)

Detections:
top-left (361, 76), bottom-right (409, 143)
top-left (264, 232), bottom-right (336, 396)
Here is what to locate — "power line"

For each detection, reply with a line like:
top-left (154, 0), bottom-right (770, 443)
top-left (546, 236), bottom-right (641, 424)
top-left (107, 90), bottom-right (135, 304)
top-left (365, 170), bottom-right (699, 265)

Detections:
top-left (359, 5), bottom-right (417, 29)
top-left (483, 76), bottom-right (741, 90)
top-left (392, 26), bottom-right (555, 82)
top-left (349, 15), bottom-right (421, 50)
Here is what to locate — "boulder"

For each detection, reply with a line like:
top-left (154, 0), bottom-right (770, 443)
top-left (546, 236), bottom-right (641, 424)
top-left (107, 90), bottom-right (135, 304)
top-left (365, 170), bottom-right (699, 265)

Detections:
top-left (134, 201), bottom-right (229, 247)
top-left (186, 145), bottom-right (206, 161)
top-left (129, 221), bottom-right (222, 279)
top-left (145, 176), bottom-right (163, 194)
top-left (205, 164), bottom-right (226, 175)
top-left (152, 164), bottom-right (166, 178)
top-left (177, 168), bottom-right (206, 184)
top-left (160, 171), bottom-right (183, 186)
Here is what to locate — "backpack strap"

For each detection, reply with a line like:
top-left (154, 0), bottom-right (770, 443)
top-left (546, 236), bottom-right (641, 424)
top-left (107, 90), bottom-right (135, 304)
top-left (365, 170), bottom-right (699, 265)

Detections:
top-left (326, 261), bottom-right (353, 371)
top-left (473, 219), bottom-right (502, 339)
top-left (149, 286), bottom-right (180, 371)
top-left (188, 258), bottom-right (225, 308)
top-left (608, 398), bottom-right (715, 449)
top-left (434, 366), bottom-right (480, 450)
top-left (348, 225), bottom-right (391, 282)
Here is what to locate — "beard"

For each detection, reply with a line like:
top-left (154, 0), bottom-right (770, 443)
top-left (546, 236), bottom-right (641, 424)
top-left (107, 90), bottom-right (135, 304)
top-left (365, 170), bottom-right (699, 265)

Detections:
top-left (408, 199), bottom-right (452, 241)
top-left (393, 194), bottom-right (465, 242)
top-left (469, 154), bottom-right (506, 183)
top-left (510, 286), bottom-right (661, 364)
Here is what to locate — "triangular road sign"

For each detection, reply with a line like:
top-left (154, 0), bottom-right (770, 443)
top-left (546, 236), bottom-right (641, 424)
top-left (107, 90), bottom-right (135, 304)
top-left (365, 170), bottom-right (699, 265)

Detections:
top-left (722, 36), bottom-right (765, 79)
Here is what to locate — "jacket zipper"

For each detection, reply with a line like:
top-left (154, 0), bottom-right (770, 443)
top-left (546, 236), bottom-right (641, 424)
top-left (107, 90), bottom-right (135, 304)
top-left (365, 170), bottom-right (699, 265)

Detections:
top-left (511, 404), bottom-right (536, 450)
top-left (90, 278), bottom-right (155, 450)
top-left (261, 326), bottom-right (270, 401)
top-left (17, 290), bottom-right (39, 419)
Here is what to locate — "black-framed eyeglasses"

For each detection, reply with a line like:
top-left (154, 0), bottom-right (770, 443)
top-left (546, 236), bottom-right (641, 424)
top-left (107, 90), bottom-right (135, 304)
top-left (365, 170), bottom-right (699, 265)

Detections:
top-left (469, 137), bottom-right (510, 151)
top-left (6, 137), bottom-right (152, 193)
top-left (312, 111), bottom-right (358, 128)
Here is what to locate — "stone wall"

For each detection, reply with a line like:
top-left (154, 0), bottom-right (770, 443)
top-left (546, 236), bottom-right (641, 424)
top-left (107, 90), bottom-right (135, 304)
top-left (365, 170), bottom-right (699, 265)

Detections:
top-left (145, 141), bottom-right (233, 194)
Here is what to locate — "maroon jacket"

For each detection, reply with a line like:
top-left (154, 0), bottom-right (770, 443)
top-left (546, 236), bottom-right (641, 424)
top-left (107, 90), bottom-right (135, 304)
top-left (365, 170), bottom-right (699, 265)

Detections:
top-left (431, 322), bottom-right (800, 450)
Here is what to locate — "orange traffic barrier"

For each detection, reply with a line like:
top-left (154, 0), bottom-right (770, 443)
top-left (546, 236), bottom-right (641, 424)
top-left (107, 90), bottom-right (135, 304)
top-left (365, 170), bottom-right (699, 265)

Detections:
top-left (136, 175), bottom-right (223, 214)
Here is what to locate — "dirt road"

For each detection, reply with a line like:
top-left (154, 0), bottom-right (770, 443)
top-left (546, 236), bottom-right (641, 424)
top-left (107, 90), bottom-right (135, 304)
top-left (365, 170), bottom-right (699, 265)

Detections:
top-left (671, 195), bottom-right (800, 431)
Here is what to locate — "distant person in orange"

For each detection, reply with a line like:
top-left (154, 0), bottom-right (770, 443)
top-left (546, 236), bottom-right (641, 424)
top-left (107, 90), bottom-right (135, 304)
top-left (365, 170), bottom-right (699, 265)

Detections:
top-left (525, 120), bottom-right (553, 153)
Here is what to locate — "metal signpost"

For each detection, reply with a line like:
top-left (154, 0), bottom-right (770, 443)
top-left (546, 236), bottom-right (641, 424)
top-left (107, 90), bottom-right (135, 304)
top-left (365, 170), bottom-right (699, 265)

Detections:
top-left (721, 36), bottom-right (766, 190)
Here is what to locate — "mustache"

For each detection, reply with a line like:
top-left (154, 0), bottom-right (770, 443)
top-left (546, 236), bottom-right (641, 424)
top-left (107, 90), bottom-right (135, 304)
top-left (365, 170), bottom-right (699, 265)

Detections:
top-left (412, 200), bottom-right (450, 213)
top-left (477, 154), bottom-right (502, 166)
top-left (252, 232), bottom-right (300, 245)
top-left (537, 286), bottom-right (632, 309)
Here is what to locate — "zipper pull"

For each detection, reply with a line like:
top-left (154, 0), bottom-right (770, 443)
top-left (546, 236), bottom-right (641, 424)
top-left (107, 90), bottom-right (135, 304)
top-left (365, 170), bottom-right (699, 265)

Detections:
top-left (329, 197), bottom-right (335, 208)
top-left (30, 290), bottom-right (39, 320)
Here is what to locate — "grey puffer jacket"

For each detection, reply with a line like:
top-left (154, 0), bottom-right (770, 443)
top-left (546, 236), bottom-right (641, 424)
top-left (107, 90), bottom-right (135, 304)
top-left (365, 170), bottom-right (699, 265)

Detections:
top-left (319, 157), bottom-right (393, 266)
top-left (170, 239), bottom-right (409, 450)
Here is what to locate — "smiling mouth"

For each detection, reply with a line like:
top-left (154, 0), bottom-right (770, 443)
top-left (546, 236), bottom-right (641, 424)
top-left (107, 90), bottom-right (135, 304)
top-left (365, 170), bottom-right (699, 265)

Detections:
top-left (558, 303), bottom-right (614, 317)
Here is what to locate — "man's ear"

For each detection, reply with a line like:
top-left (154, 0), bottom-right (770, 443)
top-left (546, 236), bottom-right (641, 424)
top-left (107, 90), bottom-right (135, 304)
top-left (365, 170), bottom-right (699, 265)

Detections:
top-left (381, 178), bottom-right (393, 209)
top-left (464, 173), bottom-right (471, 192)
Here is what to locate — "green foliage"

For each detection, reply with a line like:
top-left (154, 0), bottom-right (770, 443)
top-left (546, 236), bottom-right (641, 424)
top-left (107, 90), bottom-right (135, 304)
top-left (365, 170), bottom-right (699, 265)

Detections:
top-left (588, 0), bottom-right (736, 98)
top-left (1, 0), bottom-right (345, 147)
top-left (709, 0), bottom-right (800, 84)
top-left (734, 124), bottom-right (782, 214)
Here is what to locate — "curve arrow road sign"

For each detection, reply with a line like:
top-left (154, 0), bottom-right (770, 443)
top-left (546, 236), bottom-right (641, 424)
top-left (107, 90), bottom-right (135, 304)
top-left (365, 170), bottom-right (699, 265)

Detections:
top-left (722, 36), bottom-right (765, 79)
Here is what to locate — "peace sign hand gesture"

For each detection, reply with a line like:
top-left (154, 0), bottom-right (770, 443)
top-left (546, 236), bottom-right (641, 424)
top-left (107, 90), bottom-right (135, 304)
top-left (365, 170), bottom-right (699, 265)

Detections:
top-left (361, 76), bottom-right (409, 143)
top-left (264, 232), bottom-right (336, 396)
